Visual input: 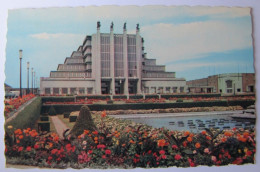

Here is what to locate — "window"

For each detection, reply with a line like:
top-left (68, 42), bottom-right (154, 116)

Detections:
top-left (45, 88), bottom-right (51, 94)
top-left (79, 88), bottom-right (85, 94)
top-left (87, 87), bottom-right (93, 94)
top-left (62, 88), bottom-right (68, 94)
top-left (70, 88), bottom-right (77, 95)
top-left (158, 87), bottom-right (163, 94)
top-left (166, 87), bottom-right (170, 93)
top-left (226, 80), bottom-right (232, 88)
top-left (180, 87), bottom-right (184, 93)
top-left (151, 87), bottom-right (156, 94)
top-left (172, 87), bottom-right (177, 93)
top-left (53, 88), bottom-right (59, 95)
top-left (237, 88), bottom-right (241, 92)
top-left (144, 87), bottom-right (149, 94)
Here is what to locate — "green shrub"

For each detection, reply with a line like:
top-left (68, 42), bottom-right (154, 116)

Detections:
top-left (38, 121), bottom-right (50, 132)
top-left (5, 97), bottom-right (42, 131)
top-left (40, 116), bottom-right (49, 121)
top-left (48, 106), bottom-right (56, 116)
top-left (107, 100), bottom-right (113, 104)
top-left (176, 98), bottom-right (183, 103)
top-left (64, 112), bottom-right (70, 118)
top-left (70, 106), bottom-right (96, 137)
top-left (69, 115), bottom-right (78, 122)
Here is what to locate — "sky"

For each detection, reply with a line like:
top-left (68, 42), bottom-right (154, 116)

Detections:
top-left (4, 6), bottom-right (254, 88)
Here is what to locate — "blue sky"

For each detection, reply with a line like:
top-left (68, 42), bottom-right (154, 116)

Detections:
top-left (5, 6), bottom-right (254, 88)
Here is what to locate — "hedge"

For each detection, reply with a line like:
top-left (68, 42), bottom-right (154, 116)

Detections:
top-left (129, 95), bottom-right (144, 99)
top-left (161, 94), bottom-right (221, 99)
top-left (112, 95), bottom-right (127, 99)
top-left (5, 97), bottom-right (42, 131)
top-left (41, 100), bottom-right (255, 114)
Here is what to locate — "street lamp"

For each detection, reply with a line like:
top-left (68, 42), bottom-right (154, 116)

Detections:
top-left (27, 62), bottom-right (30, 94)
top-left (34, 71), bottom-right (36, 94)
top-left (19, 49), bottom-right (22, 97)
top-left (31, 67), bottom-right (34, 94)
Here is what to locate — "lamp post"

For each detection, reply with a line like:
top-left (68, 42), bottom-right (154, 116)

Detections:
top-left (19, 50), bottom-right (22, 97)
top-left (31, 68), bottom-right (34, 94)
top-left (34, 71), bottom-right (36, 94)
top-left (27, 62), bottom-right (30, 94)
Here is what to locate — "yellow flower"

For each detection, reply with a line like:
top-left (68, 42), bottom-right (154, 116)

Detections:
top-left (238, 149), bottom-right (241, 153)
top-left (7, 125), bottom-right (13, 129)
top-left (244, 148), bottom-right (248, 153)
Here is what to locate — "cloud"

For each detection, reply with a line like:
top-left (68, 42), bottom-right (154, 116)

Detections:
top-left (141, 20), bottom-right (252, 64)
top-left (30, 33), bottom-right (84, 40)
top-left (167, 62), bottom-right (232, 72)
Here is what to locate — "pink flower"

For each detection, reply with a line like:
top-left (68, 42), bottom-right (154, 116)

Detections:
top-left (211, 156), bottom-right (217, 162)
top-left (204, 148), bottom-right (210, 154)
top-left (174, 154), bottom-right (182, 160)
top-left (162, 155), bottom-right (167, 159)
top-left (18, 147), bottom-right (23, 152)
top-left (159, 150), bottom-right (165, 155)
top-left (172, 145), bottom-right (178, 149)
top-left (97, 144), bottom-right (106, 149)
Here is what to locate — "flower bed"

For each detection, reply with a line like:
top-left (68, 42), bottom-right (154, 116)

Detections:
top-left (5, 111), bottom-right (255, 169)
top-left (4, 94), bottom-right (36, 117)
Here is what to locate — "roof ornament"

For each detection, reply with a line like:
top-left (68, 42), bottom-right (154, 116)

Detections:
top-left (97, 21), bottom-right (101, 29)
top-left (110, 22), bottom-right (114, 29)
top-left (123, 22), bottom-right (127, 30)
top-left (136, 23), bottom-right (139, 31)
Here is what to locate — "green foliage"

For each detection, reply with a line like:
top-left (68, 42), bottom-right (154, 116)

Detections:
top-left (40, 116), bottom-right (49, 121)
top-left (70, 106), bottom-right (96, 136)
top-left (48, 106), bottom-right (56, 116)
top-left (69, 115), bottom-right (77, 122)
top-left (176, 98), bottom-right (183, 103)
top-left (38, 121), bottom-right (50, 132)
top-left (64, 112), bottom-right (70, 118)
top-left (5, 97), bottom-right (42, 131)
top-left (107, 100), bottom-right (113, 104)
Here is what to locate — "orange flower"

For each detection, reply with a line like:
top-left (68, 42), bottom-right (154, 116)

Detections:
top-left (221, 137), bottom-right (227, 142)
top-left (187, 137), bottom-right (193, 142)
top-left (195, 143), bottom-right (201, 149)
top-left (224, 131), bottom-right (232, 137)
top-left (122, 144), bottom-right (126, 147)
top-left (94, 137), bottom-right (98, 141)
top-left (130, 140), bottom-right (136, 144)
top-left (101, 110), bottom-right (107, 118)
top-left (201, 130), bottom-right (207, 135)
top-left (184, 131), bottom-right (190, 136)
top-left (206, 136), bottom-right (212, 140)
top-left (19, 135), bottom-right (24, 140)
top-left (243, 132), bottom-right (249, 138)
top-left (157, 139), bottom-right (166, 147)
top-left (84, 130), bottom-right (90, 135)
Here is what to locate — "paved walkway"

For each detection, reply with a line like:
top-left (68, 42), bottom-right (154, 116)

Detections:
top-left (50, 116), bottom-right (70, 139)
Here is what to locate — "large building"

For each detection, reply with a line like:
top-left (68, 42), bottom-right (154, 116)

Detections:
top-left (187, 73), bottom-right (255, 94)
top-left (40, 22), bottom-right (187, 95)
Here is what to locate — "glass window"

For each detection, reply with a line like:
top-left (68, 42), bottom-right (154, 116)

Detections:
top-left (166, 87), bottom-right (170, 93)
top-left (53, 88), bottom-right (59, 95)
top-left (172, 87), bottom-right (177, 93)
top-left (226, 80), bottom-right (232, 88)
top-left (70, 88), bottom-right (77, 95)
top-left (180, 87), bottom-right (184, 93)
top-left (45, 88), bottom-right (51, 94)
top-left (62, 88), bottom-right (68, 94)
top-left (79, 88), bottom-right (85, 94)
top-left (87, 87), bottom-right (93, 94)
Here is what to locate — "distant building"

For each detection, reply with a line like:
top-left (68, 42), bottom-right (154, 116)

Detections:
top-left (40, 22), bottom-right (186, 95)
top-left (187, 73), bottom-right (255, 94)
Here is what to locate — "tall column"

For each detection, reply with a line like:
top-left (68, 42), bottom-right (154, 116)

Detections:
top-left (123, 23), bottom-right (129, 95)
top-left (136, 24), bottom-right (142, 94)
top-left (95, 21), bottom-right (101, 95)
top-left (110, 22), bottom-right (115, 95)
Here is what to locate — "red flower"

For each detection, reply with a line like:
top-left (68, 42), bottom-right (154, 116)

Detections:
top-left (34, 144), bottom-right (39, 149)
top-left (162, 155), bottom-right (167, 159)
top-left (102, 155), bottom-right (106, 159)
top-left (26, 146), bottom-right (31, 152)
top-left (247, 150), bottom-right (253, 156)
top-left (101, 110), bottom-right (107, 117)
top-left (174, 154), bottom-right (182, 160)
top-left (172, 145), bottom-right (178, 149)
top-left (159, 150), bottom-right (165, 155)
top-left (18, 147), bottom-right (23, 152)
top-left (97, 144), bottom-right (106, 149)
top-left (88, 150), bottom-right (93, 154)
top-left (105, 149), bottom-right (111, 155)
top-left (51, 149), bottom-right (58, 155)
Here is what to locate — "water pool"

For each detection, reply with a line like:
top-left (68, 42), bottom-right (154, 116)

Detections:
top-left (111, 111), bottom-right (255, 133)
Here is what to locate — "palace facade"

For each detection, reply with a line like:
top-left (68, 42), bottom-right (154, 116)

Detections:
top-left (40, 22), bottom-right (187, 95)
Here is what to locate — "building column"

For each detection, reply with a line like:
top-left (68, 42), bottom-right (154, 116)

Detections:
top-left (110, 22), bottom-right (115, 95)
top-left (136, 24), bottom-right (142, 94)
top-left (123, 23), bottom-right (129, 95)
top-left (94, 21), bottom-right (101, 95)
